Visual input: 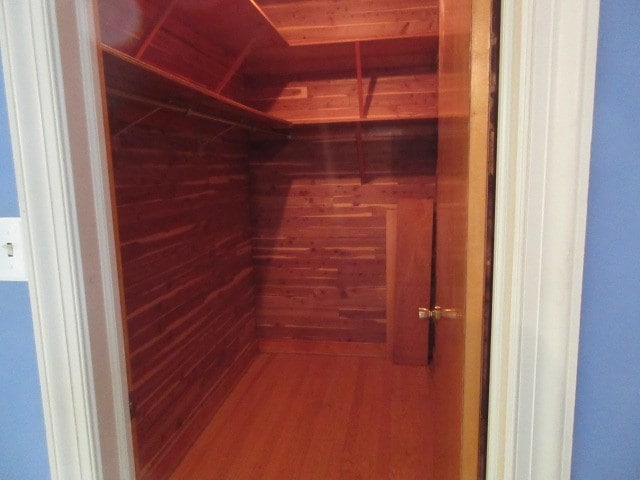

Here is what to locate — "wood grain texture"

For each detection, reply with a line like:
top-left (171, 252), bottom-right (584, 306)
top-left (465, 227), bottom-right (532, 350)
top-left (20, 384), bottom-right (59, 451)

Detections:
top-left (97, 0), bottom-right (439, 123)
top-left (254, 0), bottom-right (439, 45)
top-left (243, 36), bottom-right (438, 77)
top-left (250, 123), bottom-right (436, 344)
top-left (98, 0), bottom-right (244, 97)
top-left (170, 353), bottom-right (434, 479)
top-left (393, 199), bottom-right (434, 365)
top-left (109, 98), bottom-right (258, 479)
top-left (101, 45), bottom-right (291, 132)
top-left (385, 209), bottom-right (397, 358)
top-left (462, 0), bottom-right (492, 476)
top-left (246, 71), bottom-right (437, 124)
top-left (134, 0), bottom-right (180, 59)
top-left (97, 0), bottom-right (286, 100)
top-left (259, 338), bottom-right (386, 357)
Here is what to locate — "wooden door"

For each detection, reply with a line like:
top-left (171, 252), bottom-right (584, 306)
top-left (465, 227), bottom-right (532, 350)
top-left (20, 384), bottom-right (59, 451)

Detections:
top-left (431, 0), bottom-right (491, 478)
top-left (392, 199), bottom-right (434, 365)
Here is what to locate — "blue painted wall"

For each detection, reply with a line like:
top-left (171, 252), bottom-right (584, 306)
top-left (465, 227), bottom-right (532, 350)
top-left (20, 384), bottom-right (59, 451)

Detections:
top-left (0, 63), bottom-right (51, 478)
top-left (572, 1), bottom-right (640, 479)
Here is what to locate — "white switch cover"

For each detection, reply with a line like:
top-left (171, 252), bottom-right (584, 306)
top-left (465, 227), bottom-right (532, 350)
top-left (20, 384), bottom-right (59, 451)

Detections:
top-left (0, 218), bottom-right (27, 281)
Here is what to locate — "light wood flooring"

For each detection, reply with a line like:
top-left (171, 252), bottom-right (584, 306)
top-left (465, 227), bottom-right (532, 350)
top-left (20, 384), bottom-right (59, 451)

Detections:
top-left (170, 353), bottom-right (434, 479)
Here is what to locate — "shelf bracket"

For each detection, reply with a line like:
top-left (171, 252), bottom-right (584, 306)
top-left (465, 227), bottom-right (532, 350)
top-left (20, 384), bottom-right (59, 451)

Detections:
top-left (198, 126), bottom-right (236, 154)
top-left (354, 41), bottom-right (366, 184)
top-left (216, 31), bottom-right (262, 94)
top-left (135, 0), bottom-right (179, 59)
top-left (106, 87), bottom-right (290, 139)
top-left (113, 106), bottom-right (162, 137)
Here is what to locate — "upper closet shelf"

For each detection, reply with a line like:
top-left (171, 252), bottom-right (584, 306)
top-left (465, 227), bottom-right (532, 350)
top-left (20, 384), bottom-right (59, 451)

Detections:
top-left (289, 112), bottom-right (438, 127)
top-left (101, 45), bottom-right (292, 136)
top-left (252, 0), bottom-right (439, 46)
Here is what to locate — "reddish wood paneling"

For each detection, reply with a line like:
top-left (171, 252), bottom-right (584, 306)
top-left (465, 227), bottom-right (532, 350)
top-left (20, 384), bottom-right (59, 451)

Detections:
top-left (250, 122), bottom-right (437, 344)
top-left (247, 71), bottom-right (437, 123)
top-left (97, 0), bottom-right (285, 100)
top-left (244, 36), bottom-right (438, 77)
top-left (254, 0), bottom-right (439, 45)
top-left (98, 1), bottom-right (439, 124)
top-left (109, 99), bottom-right (258, 479)
top-left (102, 46), bottom-right (291, 133)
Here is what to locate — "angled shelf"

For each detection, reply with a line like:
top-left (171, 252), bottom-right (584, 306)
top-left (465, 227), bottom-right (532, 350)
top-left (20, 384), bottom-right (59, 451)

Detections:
top-left (243, 35), bottom-right (438, 127)
top-left (289, 112), bottom-right (438, 127)
top-left (101, 44), bottom-right (292, 136)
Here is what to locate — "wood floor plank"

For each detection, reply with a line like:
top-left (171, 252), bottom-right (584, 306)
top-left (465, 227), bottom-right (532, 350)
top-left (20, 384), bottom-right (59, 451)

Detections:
top-left (170, 353), bottom-right (433, 479)
top-left (304, 357), bottom-right (363, 480)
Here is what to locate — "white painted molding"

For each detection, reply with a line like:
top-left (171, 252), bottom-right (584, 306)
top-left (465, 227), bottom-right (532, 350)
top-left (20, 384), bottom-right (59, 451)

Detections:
top-left (0, 1), bottom-right (134, 479)
top-left (487, 0), bottom-right (600, 479)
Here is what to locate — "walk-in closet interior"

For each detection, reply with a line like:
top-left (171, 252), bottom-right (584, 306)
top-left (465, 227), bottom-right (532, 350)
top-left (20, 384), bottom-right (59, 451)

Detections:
top-left (96, 0), bottom-right (493, 478)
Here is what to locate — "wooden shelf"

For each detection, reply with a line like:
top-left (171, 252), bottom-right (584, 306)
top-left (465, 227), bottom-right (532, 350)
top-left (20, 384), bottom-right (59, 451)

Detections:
top-left (291, 113), bottom-right (438, 126)
top-left (252, 0), bottom-right (438, 46)
top-left (289, 118), bottom-right (438, 141)
top-left (101, 44), bottom-right (291, 134)
top-left (245, 35), bottom-right (438, 76)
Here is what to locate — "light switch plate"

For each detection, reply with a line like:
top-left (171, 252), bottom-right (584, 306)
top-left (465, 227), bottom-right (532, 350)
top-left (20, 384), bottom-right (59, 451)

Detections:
top-left (0, 218), bottom-right (27, 281)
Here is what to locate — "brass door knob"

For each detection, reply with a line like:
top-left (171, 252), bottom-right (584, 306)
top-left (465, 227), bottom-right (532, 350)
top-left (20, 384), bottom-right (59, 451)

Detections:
top-left (418, 306), bottom-right (460, 321)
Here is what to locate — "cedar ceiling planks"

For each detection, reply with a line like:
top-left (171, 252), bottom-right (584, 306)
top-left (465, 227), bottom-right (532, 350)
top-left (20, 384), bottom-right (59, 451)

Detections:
top-left (98, 0), bottom-right (287, 99)
top-left (98, 0), bottom-right (440, 123)
top-left (167, 0), bottom-right (286, 54)
top-left (98, 0), bottom-right (439, 78)
top-left (253, 0), bottom-right (439, 45)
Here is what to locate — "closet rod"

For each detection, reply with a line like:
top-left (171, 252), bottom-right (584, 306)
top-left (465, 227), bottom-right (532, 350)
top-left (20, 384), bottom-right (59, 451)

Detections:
top-left (107, 87), bottom-right (291, 139)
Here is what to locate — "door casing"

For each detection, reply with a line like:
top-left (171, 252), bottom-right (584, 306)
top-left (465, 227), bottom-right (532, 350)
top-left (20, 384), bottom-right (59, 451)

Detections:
top-left (0, 0), bottom-right (599, 478)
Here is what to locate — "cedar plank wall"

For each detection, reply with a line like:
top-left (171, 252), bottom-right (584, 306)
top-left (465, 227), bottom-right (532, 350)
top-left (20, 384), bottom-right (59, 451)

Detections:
top-left (244, 38), bottom-right (438, 123)
top-left (109, 100), bottom-right (257, 479)
top-left (255, 0), bottom-right (438, 45)
top-left (247, 70), bottom-right (437, 123)
top-left (250, 122), bottom-right (437, 344)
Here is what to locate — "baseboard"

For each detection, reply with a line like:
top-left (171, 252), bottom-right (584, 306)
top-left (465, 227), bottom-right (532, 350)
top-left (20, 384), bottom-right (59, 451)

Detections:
top-left (259, 338), bottom-right (388, 358)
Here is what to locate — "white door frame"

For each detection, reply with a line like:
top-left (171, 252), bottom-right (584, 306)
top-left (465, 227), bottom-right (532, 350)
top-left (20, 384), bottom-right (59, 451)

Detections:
top-left (0, 0), bottom-right (599, 479)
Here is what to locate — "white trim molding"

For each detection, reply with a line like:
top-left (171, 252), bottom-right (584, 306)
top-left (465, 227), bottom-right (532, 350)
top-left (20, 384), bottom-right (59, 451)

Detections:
top-left (0, 1), bottom-right (134, 479)
top-left (487, 0), bottom-right (600, 479)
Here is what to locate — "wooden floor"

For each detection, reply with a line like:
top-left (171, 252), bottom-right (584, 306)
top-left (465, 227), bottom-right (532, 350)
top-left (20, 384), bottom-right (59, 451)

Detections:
top-left (170, 353), bottom-right (434, 479)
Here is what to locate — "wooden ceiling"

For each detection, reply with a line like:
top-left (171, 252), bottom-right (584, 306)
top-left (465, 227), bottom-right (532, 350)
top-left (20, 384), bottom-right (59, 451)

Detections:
top-left (98, 0), bottom-right (439, 124)
top-left (98, 0), bottom-right (438, 75)
top-left (253, 0), bottom-right (438, 45)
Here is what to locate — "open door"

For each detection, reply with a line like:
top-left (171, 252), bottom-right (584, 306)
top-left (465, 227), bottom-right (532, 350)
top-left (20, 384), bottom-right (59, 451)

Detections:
top-left (431, 0), bottom-right (492, 478)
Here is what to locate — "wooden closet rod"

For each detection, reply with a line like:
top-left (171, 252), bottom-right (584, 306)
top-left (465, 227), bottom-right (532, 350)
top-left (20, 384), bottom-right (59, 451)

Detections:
top-left (107, 87), bottom-right (291, 139)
